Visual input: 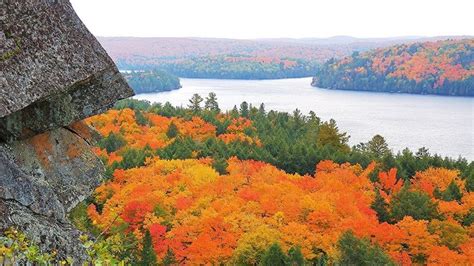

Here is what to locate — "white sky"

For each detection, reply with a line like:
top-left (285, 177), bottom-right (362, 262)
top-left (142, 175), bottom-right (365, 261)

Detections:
top-left (70, 0), bottom-right (474, 39)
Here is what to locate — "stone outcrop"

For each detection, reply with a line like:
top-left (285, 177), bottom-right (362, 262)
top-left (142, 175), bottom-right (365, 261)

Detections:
top-left (0, 0), bottom-right (133, 262)
top-left (1, 0), bottom-right (133, 141)
top-left (0, 124), bottom-right (104, 261)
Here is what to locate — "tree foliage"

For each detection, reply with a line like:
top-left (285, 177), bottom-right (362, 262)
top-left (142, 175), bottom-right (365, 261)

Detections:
top-left (123, 70), bottom-right (181, 94)
top-left (81, 98), bottom-right (474, 265)
top-left (313, 39), bottom-right (474, 96)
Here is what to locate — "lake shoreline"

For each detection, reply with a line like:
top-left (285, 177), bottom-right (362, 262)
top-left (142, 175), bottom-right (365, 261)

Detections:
top-left (134, 77), bottom-right (473, 160)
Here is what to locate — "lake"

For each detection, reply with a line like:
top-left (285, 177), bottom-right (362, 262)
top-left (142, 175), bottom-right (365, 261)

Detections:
top-left (134, 77), bottom-right (474, 160)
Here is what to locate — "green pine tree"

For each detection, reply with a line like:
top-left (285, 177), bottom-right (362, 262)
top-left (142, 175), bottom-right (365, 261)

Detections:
top-left (240, 101), bottom-right (249, 118)
top-left (166, 122), bottom-right (179, 138)
top-left (188, 93), bottom-right (203, 114)
top-left (139, 230), bottom-right (157, 266)
top-left (287, 246), bottom-right (305, 266)
top-left (162, 248), bottom-right (177, 266)
top-left (371, 189), bottom-right (391, 223)
top-left (260, 243), bottom-right (289, 266)
top-left (441, 180), bottom-right (463, 201)
top-left (338, 231), bottom-right (395, 265)
top-left (204, 92), bottom-right (220, 112)
top-left (390, 185), bottom-right (440, 222)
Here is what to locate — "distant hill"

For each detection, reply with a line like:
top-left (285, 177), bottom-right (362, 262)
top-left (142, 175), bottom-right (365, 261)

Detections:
top-left (312, 39), bottom-right (474, 96)
top-left (122, 70), bottom-right (181, 94)
top-left (97, 36), bottom-right (469, 79)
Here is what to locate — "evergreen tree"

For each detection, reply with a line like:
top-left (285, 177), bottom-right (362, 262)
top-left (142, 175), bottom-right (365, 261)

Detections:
top-left (162, 248), bottom-right (177, 266)
top-left (135, 110), bottom-right (150, 126)
top-left (390, 185), bottom-right (440, 222)
top-left (188, 93), bottom-right (203, 114)
top-left (230, 105), bottom-right (239, 118)
top-left (204, 92), bottom-right (220, 112)
top-left (337, 231), bottom-right (395, 266)
top-left (240, 101), bottom-right (250, 118)
top-left (166, 122), bottom-right (179, 138)
top-left (441, 180), bottom-right (462, 201)
top-left (98, 132), bottom-right (126, 153)
top-left (212, 157), bottom-right (229, 175)
top-left (258, 103), bottom-right (266, 116)
top-left (316, 119), bottom-right (350, 153)
top-left (366, 134), bottom-right (390, 157)
top-left (118, 147), bottom-right (151, 169)
top-left (466, 171), bottom-right (474, 192)
top-left (260, 243), bottom-right (289, 266)
top-left (139, 230), bottom-right (157, 266)
top-left (371, 189), bottom-right (391, 223)
top-left (161, 102), bottom-right (177, 117)
top-left (287, 246), bottom-right (305, 266)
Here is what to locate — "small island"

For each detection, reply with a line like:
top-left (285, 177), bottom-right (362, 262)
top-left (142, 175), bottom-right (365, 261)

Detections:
top-left (122, 70), bottom-right (181, 94)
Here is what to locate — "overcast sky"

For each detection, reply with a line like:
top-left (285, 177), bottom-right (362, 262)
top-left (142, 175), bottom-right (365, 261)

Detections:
top-left (70, 0), bottom-right (474, 39)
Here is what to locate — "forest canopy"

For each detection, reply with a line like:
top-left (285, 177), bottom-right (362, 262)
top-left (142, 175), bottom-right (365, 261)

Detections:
top-left (312, 39), bottom-right (474, 96)
top-left (119, 56), bottom-right (320, 80)
top-left (65, 96), bottom-right (474, 265)
top-left (122, 70), bottom-right (181, 94)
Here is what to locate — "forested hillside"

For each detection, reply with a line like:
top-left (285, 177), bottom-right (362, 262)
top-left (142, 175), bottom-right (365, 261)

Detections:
top-left (98, 37), bottom-right (388, 79)
top-left (67, 96), bottom-right (474, 265)
top-left (100, 37), bottom-right (470, 80)
top-left (122, 70), bottom-right (181, 94)
top-left (122, 56), bottom-right (320, 80)
top-left (312, 39), bottom-right (474, 96)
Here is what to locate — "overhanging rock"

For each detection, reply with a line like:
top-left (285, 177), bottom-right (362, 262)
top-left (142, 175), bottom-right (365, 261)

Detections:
top-left (1, 0), bottom-right (134, 262)
top-left (0, 0), bottom-right (134, 141)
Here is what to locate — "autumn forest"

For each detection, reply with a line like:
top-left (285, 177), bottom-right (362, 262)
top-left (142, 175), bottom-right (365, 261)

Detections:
top-left (312, 39), bottom-right (473, 96)
top-left (2, 1), bottom-right (473, 265)
top-left (64, 95), bottom-right (474, 265)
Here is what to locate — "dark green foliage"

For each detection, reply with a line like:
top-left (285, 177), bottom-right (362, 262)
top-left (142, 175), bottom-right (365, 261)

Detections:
top-left (98, 132), bottom-right (126, 153)
top-left (355, 134), bottom-right (390, 158)
top-left (439, 181), bottom-right (463, 202)
top-left (113, 99), bottom-right (472, 178)
top-left (204, 92), bottom-right (220, 112)
top-left (162, 248), bottom-right (177, 266)
top-left (135, 110), bottom-right (151, 126)
top-left (166, 122), bottom-right (179, 138)
top-left (390, 186), bottom-right (440, 222)
top-left (260, 243), bottom-right (289, 266)
top-left (69, 201), bottom-right (101, 236)
top-left (139, 230), bottom-right (157, 266)
top-left (115, 99), bottom-right (151, 111)
top-left (316, 119), bottom-right (350, 153)
top-left (240, 101), bottom-right (249, 118)
top-left (308, 251), bottom-right (328, 266)
top-left (212, 157), bottom-right (229, 175)
top-left (337, 231), bottom-right (395, 266)
top-left (230, 105), bottom-right (239, 118)
top-left (371, 189), bottom-right (391, 223)
top-left (123, 70), bottom-right (181, 94)
top-left (118, 56), bottom-right (320, 80)
top-left (188, 94), bottom-right (203, 114)
top-left (157, 137), bottom-right (197, 159)
top-left (459, 208), bottom-right (474, 226)
top-left (287, 246), bottom-right (305, 266)
top-left (118, 147), bottom-right (152, 170)
top-left (465, 170), bottom-right (474, 192)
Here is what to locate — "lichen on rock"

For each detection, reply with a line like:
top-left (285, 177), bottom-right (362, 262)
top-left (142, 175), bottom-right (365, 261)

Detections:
top-left (0, 0), bottom-right (133, 141)
top-left (1, 0), bottom-right (134, 262)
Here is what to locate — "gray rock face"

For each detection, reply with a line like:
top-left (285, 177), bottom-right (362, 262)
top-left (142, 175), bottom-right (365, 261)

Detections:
top-left (0, 0), bottom-right (133, 141)
top-left (0, 0), bottom-right (134, 262)
top-left (0, 127), bottom-right (104, 262)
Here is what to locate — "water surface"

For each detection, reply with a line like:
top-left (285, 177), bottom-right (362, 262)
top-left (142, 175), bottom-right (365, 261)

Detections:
top-left (134, 77), bottom-right (474, 160)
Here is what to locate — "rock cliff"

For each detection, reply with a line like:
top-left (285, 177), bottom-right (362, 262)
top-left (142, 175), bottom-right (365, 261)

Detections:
top-left (0, 0), bottom-right (134, 261)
